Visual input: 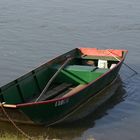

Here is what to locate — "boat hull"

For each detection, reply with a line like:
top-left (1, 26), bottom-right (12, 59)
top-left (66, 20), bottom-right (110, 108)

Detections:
top-left (0, 48), bottom-right (127, 125)
top-left (16, 61), bottom-right (123, 125)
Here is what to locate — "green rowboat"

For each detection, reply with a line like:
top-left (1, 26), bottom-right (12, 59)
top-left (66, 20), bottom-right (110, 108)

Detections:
top-left (0, 48), bottom-right (127, 125)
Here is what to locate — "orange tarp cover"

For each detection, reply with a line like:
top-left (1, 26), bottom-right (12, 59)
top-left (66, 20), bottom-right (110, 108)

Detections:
top-left (79, 48), bottom-right (124, 57)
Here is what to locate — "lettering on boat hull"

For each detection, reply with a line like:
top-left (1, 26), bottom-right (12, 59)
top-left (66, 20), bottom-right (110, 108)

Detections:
top-left (55, 99), bottom-right (69, 107)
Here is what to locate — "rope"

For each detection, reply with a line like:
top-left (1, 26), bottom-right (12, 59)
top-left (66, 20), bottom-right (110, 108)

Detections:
top-left (0, 102), bottom-right (33, 140)
top-left (107, 50), bottom-right (138, 74)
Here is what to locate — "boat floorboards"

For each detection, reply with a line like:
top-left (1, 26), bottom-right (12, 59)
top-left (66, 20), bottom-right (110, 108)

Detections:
top-left (29, 83), bottom-right (73, 102)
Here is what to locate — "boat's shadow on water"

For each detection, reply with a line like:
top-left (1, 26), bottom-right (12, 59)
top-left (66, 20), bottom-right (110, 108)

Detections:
top-left (0, 77), bottom-right (126, 140)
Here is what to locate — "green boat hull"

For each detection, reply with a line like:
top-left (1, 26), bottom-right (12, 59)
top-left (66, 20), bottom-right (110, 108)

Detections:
top-left (0, 48), bottom-right (127, 125)
top-left (18, 63), bottom-right (121, 125)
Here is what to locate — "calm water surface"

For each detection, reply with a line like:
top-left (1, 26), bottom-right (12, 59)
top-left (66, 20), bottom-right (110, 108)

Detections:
top-left (0, 0), bottom-right (140, 139)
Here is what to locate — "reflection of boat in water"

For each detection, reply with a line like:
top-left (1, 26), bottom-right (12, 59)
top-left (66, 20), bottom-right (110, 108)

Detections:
top-left (0, 48), bottom-right (127, 126)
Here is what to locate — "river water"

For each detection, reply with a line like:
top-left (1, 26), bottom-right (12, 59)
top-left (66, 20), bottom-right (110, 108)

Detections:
top-left (0, 0), bottom-right (140, 140)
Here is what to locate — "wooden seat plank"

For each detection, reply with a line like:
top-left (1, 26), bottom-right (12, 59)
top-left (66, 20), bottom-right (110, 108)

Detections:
top-left (31, 83), bottom-right (72, 102)
top-left (63, 84), bottom-right (87, 98)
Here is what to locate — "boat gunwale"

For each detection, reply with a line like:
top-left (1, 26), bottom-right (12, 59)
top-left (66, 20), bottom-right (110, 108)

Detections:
top-left (16, 50), bottom-right (127, 108)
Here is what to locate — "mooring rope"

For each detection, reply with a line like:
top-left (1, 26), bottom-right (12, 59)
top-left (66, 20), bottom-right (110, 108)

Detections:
top-left (0, 102), bottom-right (33, 140)
top-left (107, 49), bottom-right (138, 74)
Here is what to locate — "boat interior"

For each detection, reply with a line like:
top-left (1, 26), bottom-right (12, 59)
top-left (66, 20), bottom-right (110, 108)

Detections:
top-left (0, 48), bottom-right (123, 105)
top-left (32, 57), bottom-right (119, 102)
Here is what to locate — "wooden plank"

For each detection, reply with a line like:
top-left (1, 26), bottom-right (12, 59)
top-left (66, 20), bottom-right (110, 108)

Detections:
top-left (31, 83), bottom-right (72, 102)
top-left (63, 84), bottom-right (87, 98)
top-left (0, 104), bottom-right (16, 108)
top-left (80, 55), bottom-right (120, 61)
